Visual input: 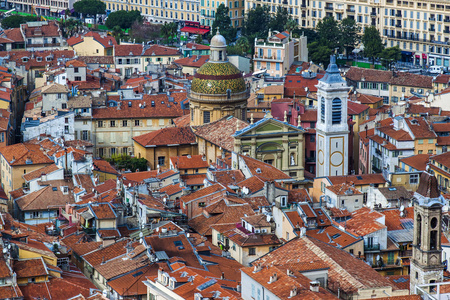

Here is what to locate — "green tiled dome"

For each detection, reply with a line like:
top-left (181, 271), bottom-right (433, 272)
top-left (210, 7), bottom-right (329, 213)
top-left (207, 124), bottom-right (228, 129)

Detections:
top-left (191, 62), bottom-right (246, 94)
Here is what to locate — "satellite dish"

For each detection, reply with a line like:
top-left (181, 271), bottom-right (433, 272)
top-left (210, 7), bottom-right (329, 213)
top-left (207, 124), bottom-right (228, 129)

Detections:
top-left (376, 255), bottom-right (381, 261)
top-left (187, 233), bottom-right (190, 238)
top-left (400, 205), bottom-right (405, 212)
top-left (128, 183), bottom-right (131, 188)
top-left (2, 248), bottom-right (7, 254)
top-left (163, 198), bottom-right (167, 203)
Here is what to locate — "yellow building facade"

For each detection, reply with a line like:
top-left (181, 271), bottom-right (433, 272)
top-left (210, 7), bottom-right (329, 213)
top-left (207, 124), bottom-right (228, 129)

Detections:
top-left (200, 0), bottom-right (245, 28)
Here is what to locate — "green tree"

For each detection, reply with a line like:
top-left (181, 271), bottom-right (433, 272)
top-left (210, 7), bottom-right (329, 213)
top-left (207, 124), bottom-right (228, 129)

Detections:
top-left (129, 21), bottom-right (161, 43)
top-left (73, 0), bottom-right (106, 21)
top-left (106, 154), bottom-right (148, 172)
top-left (269, 7), bottom-right (290, 32)
top-left (236, 36), bottom-right (250, 54)
top-left (212, 4), bottom-right (236, 43)
top-left (195, 34), bottom-right (203, 44)
top-left (285, 18), bottom-right (298, 33)
top-left (339, 17), bottom-right (360, 59)
top-left (293, 27), bottom-right (318, 43)
top-left (362, 26), bottom-right (384, 64)
top-left (316, 16), bottom-right (341, 50)
top-left (308, 41), bottom-right (333, 66)
top-left (242, 5), bottom-right (271, 40)
top-left (380, 46), bottom-right (402, 69)
top-left (105, 10), bottom-right (142, 30)
top-left (1, 15), bottom-right (37, 29)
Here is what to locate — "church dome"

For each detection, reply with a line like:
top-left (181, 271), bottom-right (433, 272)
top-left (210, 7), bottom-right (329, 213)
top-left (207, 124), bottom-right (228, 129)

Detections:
top-left (210, 34), bottom-right (227, 48)
top-left (190, 62), bottom-right (246, 94)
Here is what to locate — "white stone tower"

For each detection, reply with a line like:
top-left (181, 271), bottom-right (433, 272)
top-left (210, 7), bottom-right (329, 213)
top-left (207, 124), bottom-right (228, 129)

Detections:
top-left (410, 171), bottom-right (445, 294)
top-left (315, 55), bottom-right (350, 177)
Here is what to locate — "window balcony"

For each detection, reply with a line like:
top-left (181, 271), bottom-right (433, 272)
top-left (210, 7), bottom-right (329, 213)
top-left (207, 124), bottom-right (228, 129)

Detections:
top-left (364, 243), bottom-right (380, 252)
top-left (395, 24), bottom-right (402, 28)
top-left (430, 28), bottom-right (436, 32)
top-left (347, 8), bottom-right (355, 12)
top-left (371, 11), bottom-right (376, 16)
top-left (429, 17), bottom-right (436, 21)
top-left (325, 6), bottom-right (333, 10)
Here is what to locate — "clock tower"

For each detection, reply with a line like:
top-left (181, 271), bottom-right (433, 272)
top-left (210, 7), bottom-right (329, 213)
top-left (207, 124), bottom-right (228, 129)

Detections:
top-left (410, 171), bottom-right (445, 293)
top-left (316, 55), bottom-right (349, 177)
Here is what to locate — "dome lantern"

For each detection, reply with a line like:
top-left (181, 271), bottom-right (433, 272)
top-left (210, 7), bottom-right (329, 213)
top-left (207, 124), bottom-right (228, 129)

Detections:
top-left (210, 27), bottom-right (227, 62)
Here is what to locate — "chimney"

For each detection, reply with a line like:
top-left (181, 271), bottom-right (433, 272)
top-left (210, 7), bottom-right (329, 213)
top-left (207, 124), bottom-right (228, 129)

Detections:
top-left (253, 264), bottom-right (262, 273)
top-left (310, 281), bottom-right (320, 292)
top-left (269, 273), bottom-right (278, 283)
top-left (290, 287), bottom-right (298, 297)
top-left (221, 272), bottom-right (224, 279)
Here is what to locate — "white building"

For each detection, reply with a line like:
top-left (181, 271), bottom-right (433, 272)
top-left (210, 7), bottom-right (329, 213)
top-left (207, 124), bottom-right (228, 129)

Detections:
top-left (22, 111), bottom-right (75, 142)
top-left (316, 55), bottom-right (350, 177)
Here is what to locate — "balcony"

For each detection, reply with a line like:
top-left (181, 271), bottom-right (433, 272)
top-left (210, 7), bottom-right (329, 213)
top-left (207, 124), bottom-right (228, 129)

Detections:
top-left (399, 250), bottom-right (412, 257)
top-left (445, 30), bottom-right (450, 34)
top-left (375, 148), bottom-right (382, 156)
top-left (253, 55), bottom-right (283, 61)
top-left (301, 3), bottom-right (306, 7)
top-left (347, 8), bottom-right (355, 12)
top-left (364, 243), bottom-right (380, 252)
top-left (429, 17), bottom-right (436, 21)
top-left (445, 18), bottom-right (450, 23)
top-left (325, 5), bottom-right (333, 10)
top-left (395, 24), bottom-right (402, 28)
top-left (371, 11), bottom-right (376, 16)
top-left (395, 13), bottom-right (402, 17)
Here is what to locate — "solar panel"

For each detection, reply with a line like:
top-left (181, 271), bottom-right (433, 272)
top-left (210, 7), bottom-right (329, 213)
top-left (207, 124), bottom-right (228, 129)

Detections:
top-left (132, 271), bottom-right (144, 277)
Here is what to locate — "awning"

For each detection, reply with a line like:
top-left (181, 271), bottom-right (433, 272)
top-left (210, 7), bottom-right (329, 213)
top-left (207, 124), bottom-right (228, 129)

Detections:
top-left (415, 55), bottom-right (420, 58)
top-left (181, 26), bottom-right (209, 35)
top-left (422, 53), bottom-right (428, 59)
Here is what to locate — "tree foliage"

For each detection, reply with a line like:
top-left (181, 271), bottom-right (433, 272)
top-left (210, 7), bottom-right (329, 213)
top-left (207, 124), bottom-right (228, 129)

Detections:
top-left (129, 21), bottom-right (161, 43)
top-left (242, 5), bottom-right (271, 40)
top-left (293, 27), bottom-right (318, 43)
top-left (339, 17), bottom-right (360, 59)
top-left (1, 15), bottom-right (37, 29)
top-left (269, 7), bottom-right (290, 32)
top-left (160, 22), bottom-right (178, 44)
top-left (380, 46), bottom-right (402, 69)
top-left (73, 0), bottom-right (106, 17)
top-left (308, 41), bottom-right (332, 66)
top-left (227, 37), bottom-right (250, 56)
top-left (58, 19), bottom-right (83, 38)
top-left (106, 154), bottom-right (148, 172)
top-left (105, 10), bottom-right (142, 30)
top-left (212, 4), bottom-right (236, 43)
top-left (316, 16), bottom-right (341, 50)
top-left (362, 26), bottom-right (384, 63)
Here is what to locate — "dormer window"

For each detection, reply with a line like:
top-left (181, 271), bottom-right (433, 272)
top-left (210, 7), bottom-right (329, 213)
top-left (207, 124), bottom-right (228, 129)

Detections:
top-left (281, 196), bottom-right (287, 207)
top-left (46, 56), bottom-right (52, 62)
top-left (22, 57), bottom-right (29, 62)
top-left (36, 57), bottom-right (42, 62)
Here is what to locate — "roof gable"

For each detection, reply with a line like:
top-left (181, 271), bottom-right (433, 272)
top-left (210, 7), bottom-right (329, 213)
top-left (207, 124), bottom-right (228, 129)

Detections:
top-left (234, 117), bottom-right (303, 137)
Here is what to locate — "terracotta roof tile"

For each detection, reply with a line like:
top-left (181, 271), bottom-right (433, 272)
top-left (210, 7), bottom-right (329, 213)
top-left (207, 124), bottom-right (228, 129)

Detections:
top-left (16, 184), bottom-right (75, 211)
top-left (107, 265), bottom-right (159, 297)
top-left (23, 163), bottom-right (60, 181)
top-left (346, 67), bottom-right (433, 88)
top-left (142, 44), bottom-right (181, 56)
top-left (115, 44), bottom-right (143, 56)
top-left (180, 183), bottom-right (225, 204)
top-left (22, 21), bottom-right (60, 38)
top-left (346, 207), bottom-right (386, 236)
top-left (212, 223), bottom-right (282, 247)
top-left (93, 93), bottom-right (187, 119)
top-left (133, 126), bottom-right (195, 147)
top-left (192, 116), bottom-right (248, 152)
top-left (93, 159), bottom-right (119, 175)
top-left (406, 104), bottom-right (441, 116)
top-left (0, 143), bottom-right (53, 166)
top-left (326, 174), bottom-right (386, 186)
top-left (399, 154), bottom-right (430, 171)
top-left (347, 101), bottom-right (369, 115)
top-left (3, 28), bottom-right (24, 42)
top-left (0, 285), bottom-right (23, 298)
top-left (170, 155), bottom-right (209, 169)
top-left (255, 236), bottom-right (402, 295)
top-left (173, 55), bottom-right (209, 68)
top-left (14, 258), bottom-right (47, 278)
top-left (240, 155), bottom-right (292, 180)
top-left (90, 203), bottom-right (116, 219)
top-left (307, 225), bottom-right (361, 249)
top-left (326, 183), bottom-right (362, 196)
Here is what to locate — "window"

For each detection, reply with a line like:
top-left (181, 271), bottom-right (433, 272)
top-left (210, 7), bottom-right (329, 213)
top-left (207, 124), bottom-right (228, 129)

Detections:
top-left (135, 120), bottom-right (140, 126)
top-left (332, 98), bottom-right (342, 124)
top-left (82, 130), bottom-right (89, 140)
top-left (418, 139), bottom-right (424, 144)
top-left (203, 111), bottom-right (210, 124)
top-left (310, 135), bottom-right (315, 142)
top-left (122, 120), bottom-right (128, 127)
top-left (62, 103), bottom-right (67, 109)
top-left (57, 93), bottom-right (62, 99)
top-left (110, 120), bottom-right (116, 127)
top-left (158, 156), bottom-right (165, 166)
top-left (75, 76), bottom-right (82, 81)
top-left (65, 125), bottom-right (69, 134)
top-left (98, 121), bottom-right (103, 127)
top-left (320, 97), bottom-right (325, 123)
top-left (410, 174), bottom-right (419, 184)
top-left (74, 67), bottom-right (79, 73)
top-left (248, 247), bottom-right (256, 255)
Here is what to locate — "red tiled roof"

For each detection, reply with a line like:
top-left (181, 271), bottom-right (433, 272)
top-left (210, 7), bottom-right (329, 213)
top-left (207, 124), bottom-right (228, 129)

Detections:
top-left (14, 258), bottom-right (48, 278)
top-left (346, 207), bottom-right (386, 236)
top-left (90, 203), bottom-right (116, 219)
top-left (192, 116), bottom-right (248, 152)
top-left (326, 174), bottom-right (386, 186)
top-left (23, 163), bottom-right (60, 181)
top-left (21, 21), bottom-right (60, 38)
top-left (346, 67), bottom-right (433, 88)
top-left (406, 104), bottom-right (441, 116)
top-left (240, 155), bottom-right (292, 180)
top-left (185, 42), bottom-right (210, 50)
top-left (347, 101), bottom-right (369, 115)
top-left (66, 59), bottom-right (87, 68)
top-left (133, 126), bottom-right (195, 147)
top-left (326, 182), bottom-right (362, 196)
top-left (399, 154), bottom-right (430, 171)
top-left (93, 159), bottom-right (119, 175)
top-left (67, 31), bottom-right (116, 48)
top-left (142, 44), bottom-right (181, 56)
top-left (93, 93), bottom-right (187, 119)
top-left (173, 55), bottom-right (209, 68)
top-left (3, 28), bottom-right (24, 42)
top-left (114, 44), bottom-right (143, 56)
top-left (0, 143), bottom-right (53, 166)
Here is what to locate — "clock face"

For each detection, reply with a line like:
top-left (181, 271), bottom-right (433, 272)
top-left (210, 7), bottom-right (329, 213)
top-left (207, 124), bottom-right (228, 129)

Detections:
top-left (318, 150), bottom-right (324, 165)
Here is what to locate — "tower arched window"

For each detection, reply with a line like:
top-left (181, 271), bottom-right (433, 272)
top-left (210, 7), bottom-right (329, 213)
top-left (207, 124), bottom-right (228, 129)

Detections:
top-left (320, 97), bottom-right (325, 123)
top-left (332, 98), bottom-right (341, 124)
top-left (417, 214), bottom-right (422, 247)
top-left (219, 51), bottom-right (223, 61)
top-left (226, 89), bottom-right (231, 99)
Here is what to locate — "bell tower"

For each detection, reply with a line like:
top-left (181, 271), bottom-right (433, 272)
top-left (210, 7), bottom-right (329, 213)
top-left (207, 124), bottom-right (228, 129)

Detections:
top-left (410, 171), bottom-right (445, 293)
top-left (315, 55), bottom-right (350, 177)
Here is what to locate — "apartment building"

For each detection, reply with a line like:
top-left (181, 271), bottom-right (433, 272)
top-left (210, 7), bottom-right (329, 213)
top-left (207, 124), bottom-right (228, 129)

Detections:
top-left (245, 0), bottom-right (450, 67)
top-left (104, 0), bottom-right (200, 24)
top-left (253, 30), bottom-right (308, 77)
top-left (6, 0), bottom-right (72, 15)
top-left (200, 0), bottom-right (245, 28)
